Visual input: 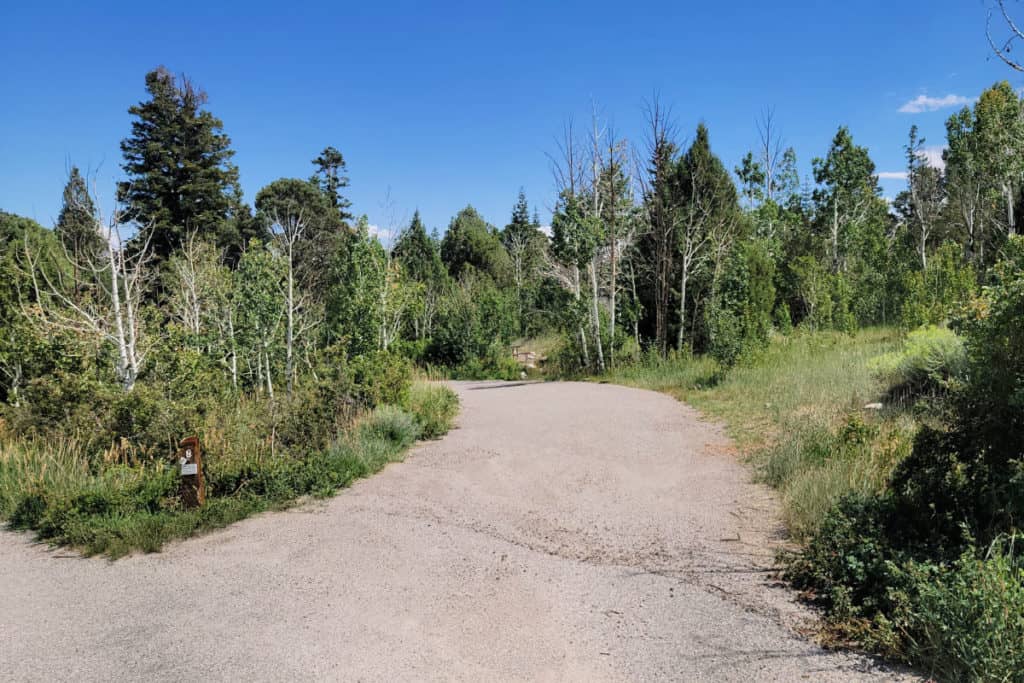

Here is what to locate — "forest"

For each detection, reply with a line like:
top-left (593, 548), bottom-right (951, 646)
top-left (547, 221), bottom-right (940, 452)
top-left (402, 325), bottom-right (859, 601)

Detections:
top-left (1, 61), bottom-right (1022, 678)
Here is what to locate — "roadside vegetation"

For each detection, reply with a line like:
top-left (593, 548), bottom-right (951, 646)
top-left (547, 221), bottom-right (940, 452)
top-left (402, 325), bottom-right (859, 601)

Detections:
top-left (0, 381), bottom-right (457, 557)
top-left (3, 15), bottom-right (1024, 676)
top-left (603, 243), bottom-right (1024, 680)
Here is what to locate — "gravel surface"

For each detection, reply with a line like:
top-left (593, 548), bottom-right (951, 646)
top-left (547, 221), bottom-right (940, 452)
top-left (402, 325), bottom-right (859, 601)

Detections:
top-left (0, 381), bottom-right (915, 681)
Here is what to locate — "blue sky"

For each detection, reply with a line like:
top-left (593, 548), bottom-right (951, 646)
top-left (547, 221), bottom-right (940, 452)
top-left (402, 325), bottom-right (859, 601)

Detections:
top-left (2, 0), bottom-right (1022, 235)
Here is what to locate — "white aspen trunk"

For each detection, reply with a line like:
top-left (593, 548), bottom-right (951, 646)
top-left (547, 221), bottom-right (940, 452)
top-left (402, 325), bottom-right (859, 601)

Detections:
top-left (228, 315), bottom-right (238, 389)
top-left (832, 201), bottom-right (840, 272)
top-left (264, 347), bottom-right (274, 401)
top-left (285, 239), bottom-right (295, 396)
top-left (122, 254), bottom-right (142, 391)
top-left (677, 258), bottom-right (689, 352)
top-left (629, 265), bottom-right (640, 352)
top-left (1005, 183), bottom-right (1016, 236)
top-left (572, 264), bottom-right (589, 367)
top-left (609, 230), bottom-right (616, 368)
top-left (106, 236), bottom-right (133, 391)
top-left (589, 259), bottom-right (605, 372)
top-left (379, 257), bottom-right (390, 352)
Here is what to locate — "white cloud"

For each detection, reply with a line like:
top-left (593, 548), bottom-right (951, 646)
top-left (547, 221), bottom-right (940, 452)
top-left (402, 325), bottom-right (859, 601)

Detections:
top-left (539, 224), bottom-right (552, 237)
top-left (367, 223), bottom-right (397, 245)
top-left (877, 171), bottom-right (908, 181)
top-left (919, 145), bottom-right (947, 171)
top-left (898, 94), bottom-right (973, 114)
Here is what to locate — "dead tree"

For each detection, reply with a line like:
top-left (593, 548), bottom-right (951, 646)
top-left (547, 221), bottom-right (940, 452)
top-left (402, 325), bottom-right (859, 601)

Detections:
top-left (547, 118), bottom-right (590, 367)
top-left (271, 210), bottom-right (318, 396)
top-left (23, 186), bottom-right (152, 392)
top-left (988, 0), bottom-right (1024, 71)
top-left (638, 98), bottom-right (678, 357)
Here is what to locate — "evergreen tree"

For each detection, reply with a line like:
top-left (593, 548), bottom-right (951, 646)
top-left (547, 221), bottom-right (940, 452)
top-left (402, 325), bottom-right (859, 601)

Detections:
top-left (311, 146), bottom-right (353, 222)
top-left (55, 166), bottom-right (103, 263)
top-left (254, 178), bottom-right (345, 293)
top-left (394, 211), bottom-right (445, 285)
top-left (812, 126), bottom-right (886, 273)
top-left (118, 66), bottom-right (241, 261)
top-left (440, 206), bottom-right (512, 284)
top-left (674, 123), bottom-right (740, 350)
top-left (502, 190), bottom-right (547, 334)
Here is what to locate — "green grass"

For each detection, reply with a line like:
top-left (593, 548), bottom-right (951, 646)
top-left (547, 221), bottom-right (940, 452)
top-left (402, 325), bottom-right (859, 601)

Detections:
top-left (403, 382), bottom-right (459, 439)
top-left (0, 381), bottom-right (458, 558)
top-left (603, 328), bottom-right (915, 537)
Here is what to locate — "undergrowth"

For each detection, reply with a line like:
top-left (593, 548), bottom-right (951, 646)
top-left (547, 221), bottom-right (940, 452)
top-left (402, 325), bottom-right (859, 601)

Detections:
top-left (0, 381), bottom-right (458, 558)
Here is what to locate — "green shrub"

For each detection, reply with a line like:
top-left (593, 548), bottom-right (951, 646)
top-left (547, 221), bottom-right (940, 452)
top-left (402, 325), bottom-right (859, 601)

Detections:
top-left (786, 495), bottom-right (908, 621)
top-left (896, 536), bottom-right (1024, 682)
top-left (0, 385), bottom-right (457, 557)
top-left (773, 302), bottom-right (793, 334)
top-left (349, 351), bottom-right (413, 408)
top-left (900, 242), bottom-right (976, 329)
top-left (404, 382), bottom-right (459, 439)
top-left (868, 325), bottom-right (966, 401)
top-left (356, 405), bottom-right (421, 450)
top-left (704, 238), bottom-right (775, 366)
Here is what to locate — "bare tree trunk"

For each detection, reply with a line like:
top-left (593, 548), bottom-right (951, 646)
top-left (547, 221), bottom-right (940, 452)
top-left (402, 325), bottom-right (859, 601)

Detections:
top-left (1005, 183), bottom-right (1017, 236)
top-left (572, 264), bottom-right (590, 367)
top-left (677, 260), bottom-right (689, 352)
top-left (228, 315), bottom-right (238, 389)
top-left (589, 108), bottom-right (605, 372)
top-left (285, 238), bottom-right (295, 395)
top-left (589, 259), bottom-right (605, 372)
top-left (264, 348), bottom-right (274, 401)
top-left (832, 201), bottom-right (841, 272)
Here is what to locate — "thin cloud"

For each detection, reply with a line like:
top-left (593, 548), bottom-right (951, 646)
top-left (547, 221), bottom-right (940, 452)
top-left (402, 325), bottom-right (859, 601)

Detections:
top-left (878, 148), bottom-right (946, 183)
top-left (920, 146), bottom-right (946, 171)
top-left (898, 94), bottom-right (973, 114)
top-left (367, 223), bottom-right (397, 244)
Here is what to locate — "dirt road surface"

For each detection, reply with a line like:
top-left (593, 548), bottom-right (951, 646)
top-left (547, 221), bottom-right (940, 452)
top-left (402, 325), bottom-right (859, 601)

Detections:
top-left (1, 381), bottom-right (910, 681)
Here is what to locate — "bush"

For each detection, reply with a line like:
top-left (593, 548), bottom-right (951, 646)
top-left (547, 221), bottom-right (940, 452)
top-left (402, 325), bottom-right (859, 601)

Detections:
top-left (786, 495), bottom-right (907, 621)
top-left (348, 351), bottom-right (413, 408)
top-left (404, 382), bottom-right (459, 439)
top-left (426, 268), bottom-right (517, 370)
top-left (703, 238), bottom-right (775, 366)
top-left (788, 241), bottom-right (1024, 676)
top-left (896, 536), bottom-right (1024, 682)
top-left (900, 242), bottom-right (976, 329)
top-left (356, 405), bottom-right (421, 450)
top-left (868, 325), bottom-right (966, 401)
top-left (0, 390), bottom-right (457, 557)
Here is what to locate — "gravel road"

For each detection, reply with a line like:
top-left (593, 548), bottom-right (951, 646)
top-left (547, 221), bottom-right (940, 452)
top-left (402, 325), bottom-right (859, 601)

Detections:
top-left (0, 381), bottom-right (912, 681)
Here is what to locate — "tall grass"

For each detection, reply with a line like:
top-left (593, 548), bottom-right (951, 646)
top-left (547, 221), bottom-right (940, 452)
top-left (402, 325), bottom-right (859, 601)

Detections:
top-left (0, 381), bottom-right (458, 557)
top-left (403, 382), bottom-right (459, 439)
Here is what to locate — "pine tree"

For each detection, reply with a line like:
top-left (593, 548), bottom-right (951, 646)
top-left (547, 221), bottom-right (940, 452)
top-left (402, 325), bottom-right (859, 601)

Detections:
top-left (55, 166), bottom-right (103, 264)
top-left (502, 190), bottom-right (546, 333)
top-left (311, 146), bottom-right (353, 222)
top-left (118, 66), bottom-right (241, 261)
top-left (440, 206), bottom-right (511, 283)
top-left (254, 178), bottom-right (344, 294)
top-left (394, 211), bottom-right (445, 284)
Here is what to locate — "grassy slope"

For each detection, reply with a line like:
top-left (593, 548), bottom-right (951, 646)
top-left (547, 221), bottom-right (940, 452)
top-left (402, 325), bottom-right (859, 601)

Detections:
top-left (0, 382), bottom-right (458, 558)
top-left (603, 328), bottom-right (916, 537)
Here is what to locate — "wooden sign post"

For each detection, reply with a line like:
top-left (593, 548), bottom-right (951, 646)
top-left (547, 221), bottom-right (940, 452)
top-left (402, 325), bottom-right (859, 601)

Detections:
top-left (177, 436), bottom-right (205, 508)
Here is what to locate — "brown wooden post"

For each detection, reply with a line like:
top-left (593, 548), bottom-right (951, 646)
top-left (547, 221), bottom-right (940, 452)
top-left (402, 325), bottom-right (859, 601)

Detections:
top-left (177, 436), bottom-right (205, 508)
